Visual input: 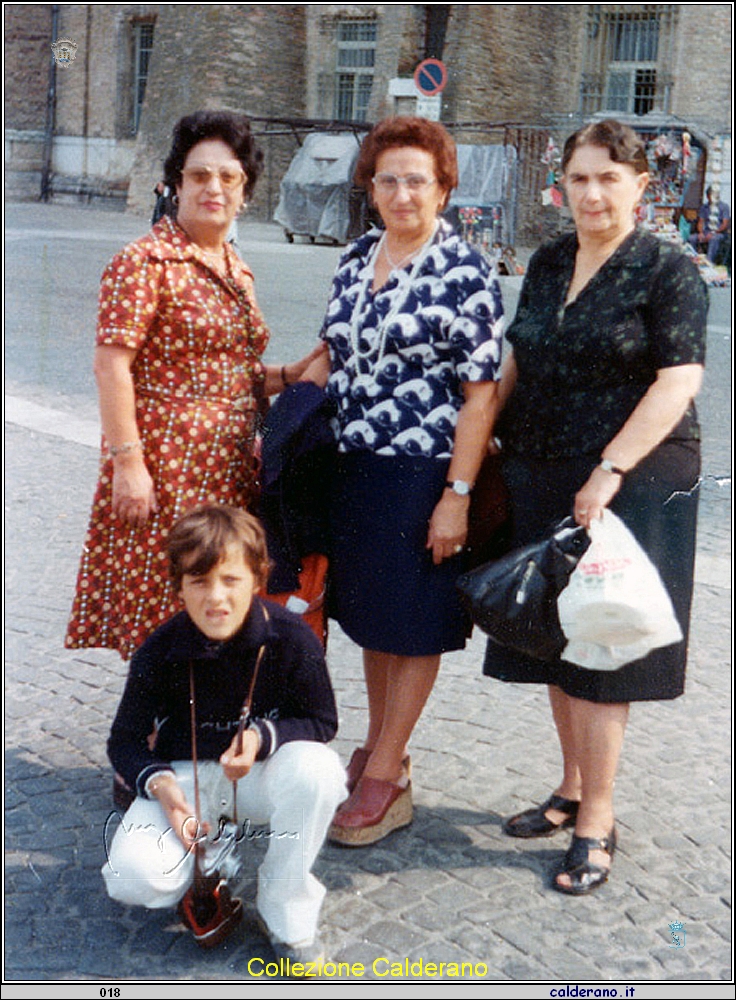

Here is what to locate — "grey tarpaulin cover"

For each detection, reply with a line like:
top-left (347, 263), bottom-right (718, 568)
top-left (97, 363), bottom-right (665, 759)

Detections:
top-left (274, 133), bottom-right (362, 243)
top-left (450, 144), bottom-right (518, 244)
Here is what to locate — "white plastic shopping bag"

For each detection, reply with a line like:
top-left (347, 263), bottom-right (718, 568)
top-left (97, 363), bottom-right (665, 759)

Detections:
top-left (557, 509), bottom-right (683, 671)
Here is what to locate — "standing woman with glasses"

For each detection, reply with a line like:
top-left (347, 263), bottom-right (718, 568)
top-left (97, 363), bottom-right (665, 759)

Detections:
top-left (302, 117), bottom-right (504, 845)
top-left (67, 111), bottom-right (323, 670)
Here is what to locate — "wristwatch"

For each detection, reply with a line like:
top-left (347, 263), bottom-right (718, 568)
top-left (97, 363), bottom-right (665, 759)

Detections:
top-left (446, 479), bottom-right (473, 496)
top-left (599, 459), bottom-right (625, 476)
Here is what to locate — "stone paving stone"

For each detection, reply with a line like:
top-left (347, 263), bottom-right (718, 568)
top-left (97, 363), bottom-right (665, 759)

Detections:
top-left (653, 947), bottom-right (698, 974)
top-left (324, 900), bottom-right (388, 934)
top-left (596, 957), bottom-right (664, 979)
top-left (390, 866), bottom-right (455, 893)
top-left (445, 924), bottom-right (506, 960)
top-left (672, 895), bottom-right (733, 921)
top-left (706, 917), bottom-right (733, 942)
top-left (502, 956), bottom-right (562, 979)
top-left (364, 879), bottom-right (427, 915)
top-left (363, 918), bottom-right (428, 952)
top-left (404, 903), bottom-right (472, 934)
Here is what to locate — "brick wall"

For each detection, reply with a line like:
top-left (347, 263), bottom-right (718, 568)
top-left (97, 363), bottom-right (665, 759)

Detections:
top-left (4, 4), bottom-right (53, 198)
top-left (4, 4), bottom-right (52, 130)
top-left (442, 4), bottom-right (582, 124)
top-left (671, 4), bottom-right (732, 132)
top-left (127, 4), bottom-right (307, 217)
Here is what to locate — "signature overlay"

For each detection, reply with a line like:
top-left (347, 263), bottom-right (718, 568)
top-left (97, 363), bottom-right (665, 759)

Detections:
top-left (103, 810), bottom-right (299, 877)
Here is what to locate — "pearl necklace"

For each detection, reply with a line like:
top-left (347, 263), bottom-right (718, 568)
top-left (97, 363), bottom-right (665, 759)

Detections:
top-left (348, 221), bottom-right (439, 374)
top-left (382, 237), bottom-right (424, 271)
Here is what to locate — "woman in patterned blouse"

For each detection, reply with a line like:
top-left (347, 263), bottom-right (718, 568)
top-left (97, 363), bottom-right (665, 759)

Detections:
top-left (66, 111), bottom-right (323, 666)
top-left (485, 120), bottom-right (707, 895)
top-left (303, 117), bottom-right (504, 846)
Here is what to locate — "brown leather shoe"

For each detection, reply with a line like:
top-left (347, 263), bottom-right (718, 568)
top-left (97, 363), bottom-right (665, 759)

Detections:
top-left (345, 748), bottom-right (371, 794)
top-left (328, 776), bottom-right (412, 847)
top-left (345, 748), bottom-right (412, 794)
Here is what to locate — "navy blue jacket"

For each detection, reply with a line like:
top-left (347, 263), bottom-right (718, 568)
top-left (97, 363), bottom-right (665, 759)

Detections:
top-left (258, 381), bottom-right (336, 594)
top-left (107, 597), bottom-right (338, 797)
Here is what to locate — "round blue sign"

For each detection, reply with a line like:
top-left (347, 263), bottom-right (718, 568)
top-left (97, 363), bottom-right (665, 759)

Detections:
top-left (413, 58), bottom-right (448, 97)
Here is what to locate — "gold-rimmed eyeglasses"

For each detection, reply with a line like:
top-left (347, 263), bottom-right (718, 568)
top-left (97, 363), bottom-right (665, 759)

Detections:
top-left (181, 164), bottom-right (246, 190)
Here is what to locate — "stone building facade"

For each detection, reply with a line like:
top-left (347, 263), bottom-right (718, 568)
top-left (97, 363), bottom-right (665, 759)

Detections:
top-left (5, 3), bottom-right (732, 241)
top-left (5, 3), bottom-right (55, 200)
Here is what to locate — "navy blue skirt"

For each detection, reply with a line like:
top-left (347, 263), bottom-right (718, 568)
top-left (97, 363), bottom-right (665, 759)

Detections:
top-left (483, 439), bottom-right (700, 702)
top-left (328, 451), bottom-right (471, 656)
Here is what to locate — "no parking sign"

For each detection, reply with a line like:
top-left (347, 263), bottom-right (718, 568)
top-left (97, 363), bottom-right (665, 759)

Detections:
top-left (413, 58), bottom-right (448, 97)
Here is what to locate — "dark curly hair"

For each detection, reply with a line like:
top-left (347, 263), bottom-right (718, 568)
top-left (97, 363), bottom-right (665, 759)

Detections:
top-left (562, 119), bottom-right (649, 175)
top-left (163, 110), bottom-right (263, 200)
top-left (354, 116), bottom-right (458, 203)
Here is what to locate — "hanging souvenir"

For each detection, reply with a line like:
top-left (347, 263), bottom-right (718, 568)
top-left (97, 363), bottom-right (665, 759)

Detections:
top-left (681, 131), bottom-right (692, 178)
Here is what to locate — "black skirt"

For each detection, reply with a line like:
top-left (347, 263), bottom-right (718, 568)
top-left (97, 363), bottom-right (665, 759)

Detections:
top-left (328, 451), bottom-right (471, 656)
top-left (482, 439), bottom-right (700, 702)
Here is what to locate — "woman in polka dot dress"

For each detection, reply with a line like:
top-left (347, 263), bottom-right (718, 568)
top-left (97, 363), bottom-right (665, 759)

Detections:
top-left (66, 111), bottom-right (322, 660)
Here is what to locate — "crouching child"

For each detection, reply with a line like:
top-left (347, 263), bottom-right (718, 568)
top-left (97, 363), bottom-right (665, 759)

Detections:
top-left (102, 505), bottom-right (347, 963)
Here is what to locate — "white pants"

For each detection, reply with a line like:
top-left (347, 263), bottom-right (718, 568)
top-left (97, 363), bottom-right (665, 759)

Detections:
top-left (102, 742), bottom-right (347, 945)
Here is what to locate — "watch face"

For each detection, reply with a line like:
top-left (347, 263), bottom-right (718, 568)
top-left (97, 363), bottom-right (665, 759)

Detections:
top-left (449, 480), bottom-right (471, 496)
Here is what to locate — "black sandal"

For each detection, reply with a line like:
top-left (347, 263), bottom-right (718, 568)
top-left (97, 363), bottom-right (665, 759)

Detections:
top-left (553, 827), bottom-right (617, 895)
top-left (502, 794), bottom-right (580, 838)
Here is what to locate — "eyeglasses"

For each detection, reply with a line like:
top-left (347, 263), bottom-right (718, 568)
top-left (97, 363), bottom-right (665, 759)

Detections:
top-left (372, 173), bottom-right (437, 193)
top-left (181, 164), bottom-right (246, 190)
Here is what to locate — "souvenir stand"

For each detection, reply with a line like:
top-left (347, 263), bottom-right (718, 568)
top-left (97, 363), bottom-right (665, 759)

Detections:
top-left (634, 120), bottom-right (729, 286)
top-left (537, 114), bottom-right (728, 287)
top-left (445, 142), bottom-right (523, 274)
top-left (636, 123), bottom-right (703, 239)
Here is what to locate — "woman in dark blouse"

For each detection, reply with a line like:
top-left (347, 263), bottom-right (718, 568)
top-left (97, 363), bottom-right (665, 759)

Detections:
top-left (485, 120), bottom-right (707, 894)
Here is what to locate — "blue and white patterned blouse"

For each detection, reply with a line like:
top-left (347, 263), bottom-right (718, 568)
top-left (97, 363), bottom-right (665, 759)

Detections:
top-left (321, 222), bottom-right (504, 458)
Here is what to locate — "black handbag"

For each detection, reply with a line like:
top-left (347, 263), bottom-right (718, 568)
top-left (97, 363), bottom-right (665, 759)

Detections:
top-left (457, 516), bottom-right (590, 662)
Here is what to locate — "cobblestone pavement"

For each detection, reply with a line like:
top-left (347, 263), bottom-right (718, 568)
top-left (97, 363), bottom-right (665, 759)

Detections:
top-left (4, 205), bottom-right (732, 992)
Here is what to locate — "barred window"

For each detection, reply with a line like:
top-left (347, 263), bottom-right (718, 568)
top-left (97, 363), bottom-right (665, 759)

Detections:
top-left (334, 18), bottom-right (376, 122)
top-left (580, 5), bottom-right (676, 117)
top-left (605, 11), bottom-right (659, 115)
top-left (610, 13), bottom-right (660, 63)
top-left (606, 66), bottom-right (658, 116)
top-left (132, 21), bottom-right (155, 134)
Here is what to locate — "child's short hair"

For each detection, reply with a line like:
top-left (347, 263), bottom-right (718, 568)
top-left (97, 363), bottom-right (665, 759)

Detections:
top-left (167, 505), bottom-right (270, 591)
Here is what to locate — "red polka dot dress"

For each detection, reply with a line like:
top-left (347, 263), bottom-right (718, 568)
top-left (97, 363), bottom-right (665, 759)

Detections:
top-left (66, 218), bottom-right (269, 658)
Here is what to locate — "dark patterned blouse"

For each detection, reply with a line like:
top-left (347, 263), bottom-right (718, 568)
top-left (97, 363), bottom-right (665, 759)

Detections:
top-left (499, 228), bottom-right (708, 459)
